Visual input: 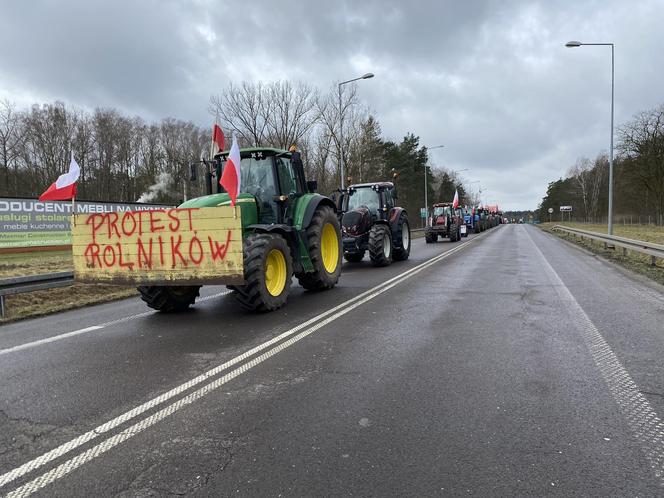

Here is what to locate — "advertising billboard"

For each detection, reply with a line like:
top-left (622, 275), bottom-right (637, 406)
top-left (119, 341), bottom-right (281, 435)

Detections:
top-left (0, 197), bottom-right (169, 249)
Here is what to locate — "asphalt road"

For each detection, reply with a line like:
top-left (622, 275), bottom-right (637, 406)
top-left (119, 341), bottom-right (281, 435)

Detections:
top-left (1, 224), bottom-right (664, 497)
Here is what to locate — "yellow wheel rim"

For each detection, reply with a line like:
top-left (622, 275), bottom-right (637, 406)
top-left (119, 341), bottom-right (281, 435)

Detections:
top-left (265, 248), bottom-right (287, 297)
top-left (321, 223), bottom-right (339, 274)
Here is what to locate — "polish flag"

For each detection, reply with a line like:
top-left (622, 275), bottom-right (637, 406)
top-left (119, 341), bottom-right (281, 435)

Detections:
top-left (452, 189), bottom-right (459, 209)
top-left (220, 134), bottom-right (241, 206)
top-left (39, 152), bottom-right (80, 201)
top-left (212, 123), bottom-right (225, 153)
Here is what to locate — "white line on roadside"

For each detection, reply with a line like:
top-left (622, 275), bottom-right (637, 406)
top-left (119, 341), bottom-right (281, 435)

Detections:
top-left (0, 326), bottom-right (103, 355)
top-left (0, 290), bottom-right (231, 357)
top-left (0, 232), bottom-right (488, 495)
top-left (524, 226), bottom-right (664, 484)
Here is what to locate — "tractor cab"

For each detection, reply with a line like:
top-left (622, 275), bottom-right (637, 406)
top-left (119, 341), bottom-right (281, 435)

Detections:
top-left (341, 182), bottom-right (396, 223)
top-left (190, 147), bottom-right (317, 226)
top-left (431, 202), bottom-right (462, 227)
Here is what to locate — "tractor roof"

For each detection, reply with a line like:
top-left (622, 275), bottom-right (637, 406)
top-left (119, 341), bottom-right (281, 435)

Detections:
top-left (215, 147), bottom-right (290, 159)
top-left (349, 181), bottom-right (394, 189)
top-left (433, 202), bottom-right (454, 207)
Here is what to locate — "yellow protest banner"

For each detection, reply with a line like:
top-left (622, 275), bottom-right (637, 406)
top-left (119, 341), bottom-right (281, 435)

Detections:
top-left (72, 206), bottom-right (244, 285)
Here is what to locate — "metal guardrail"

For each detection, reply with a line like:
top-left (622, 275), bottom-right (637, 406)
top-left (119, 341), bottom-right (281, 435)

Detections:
top-left (0, 271), bottom-right (74, 318)
top-left (552, 225), bottom-right (664, 265)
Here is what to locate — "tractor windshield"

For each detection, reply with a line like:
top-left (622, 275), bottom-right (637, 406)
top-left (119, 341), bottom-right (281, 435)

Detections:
top-left (346, 187), bottom-right (380, 212)
top-left (221, 155), bottom-right (278, 222)
top-left (220, 156), bottom-right (277, 206)
top-left (433, 206), bottom-right (451, 216)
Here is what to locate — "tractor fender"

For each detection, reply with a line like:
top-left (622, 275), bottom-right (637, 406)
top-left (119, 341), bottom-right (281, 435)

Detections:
top-left (299, 194), bottom-right (337, 230)
top-left (388, 207), bottom-right (406, 231)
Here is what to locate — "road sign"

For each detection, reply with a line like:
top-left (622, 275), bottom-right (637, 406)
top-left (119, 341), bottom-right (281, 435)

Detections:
top-left (420, 208), bottom-right (427, 218)
top-left (559, 206), bottom-right (573, 212)
top-left (548, 208), bottom-right (554, 214)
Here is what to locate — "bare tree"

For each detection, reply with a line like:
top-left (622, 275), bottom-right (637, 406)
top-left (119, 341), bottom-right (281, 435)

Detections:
top-left (0, 99), bottom-right (24, 195)
top-left (265, 81), bottom-right (319, 149)
top-left (618, 104), bottom-right (664, 222)
top-left (209, 82), bottom-right (271, 147)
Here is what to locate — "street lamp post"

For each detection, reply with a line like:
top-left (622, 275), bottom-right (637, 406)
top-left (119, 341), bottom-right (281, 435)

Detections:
top-left (425, 145), bottom-right (445, 224)
top-left (338, 73), bottom-right (374, 190)
top-left (566, 40), bottom-right (615, 235)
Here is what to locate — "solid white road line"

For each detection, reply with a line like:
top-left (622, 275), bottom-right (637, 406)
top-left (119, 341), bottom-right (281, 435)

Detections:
top-left (0, 232), bottom-right (487, 495)
top-left (524, 226), bottom-right (664, 484)
top-left (0, 290), bottom-right (231, 357)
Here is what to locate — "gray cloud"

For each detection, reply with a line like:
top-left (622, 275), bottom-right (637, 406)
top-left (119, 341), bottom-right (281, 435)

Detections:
top-left (1, 0), bottom-right (662, 210)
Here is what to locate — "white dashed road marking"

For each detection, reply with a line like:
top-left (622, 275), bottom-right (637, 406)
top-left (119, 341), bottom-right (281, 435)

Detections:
top-left (0, 290), bottom-right (231, 356)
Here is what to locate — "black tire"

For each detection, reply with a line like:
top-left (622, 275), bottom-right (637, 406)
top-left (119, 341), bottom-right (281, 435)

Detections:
top-left (425, 231), bottom-right (437, 244)
top-left (138, 285), bottom-right (200, 312)
top-left (392, 215), bottom-right (411, 261)
top-left (369, 224), bottom-right (393, 267)
top-left (449, 223), bottom-right (459, 242)
top-left (297, 205), bottom-right (342, 291)
top-left (474, 224), bottom-right (480, 234)
top-left (344, 251), bottom-right (365, 262)
top-left (233, 233), bottom-right (292, 312)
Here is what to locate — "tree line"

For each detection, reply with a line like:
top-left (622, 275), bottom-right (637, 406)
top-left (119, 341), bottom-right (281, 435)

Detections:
top-left (538, 102), bottom-right (664, 225)
top-left (0, 81), bottom-right (475, 220)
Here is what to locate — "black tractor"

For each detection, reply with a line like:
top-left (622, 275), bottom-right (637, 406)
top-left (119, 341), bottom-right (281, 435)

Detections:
top-left (337, 181), bottom-right (411, 266)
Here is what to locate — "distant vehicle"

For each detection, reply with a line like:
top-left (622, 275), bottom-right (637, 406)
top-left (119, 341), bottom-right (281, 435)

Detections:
top-left (425, 202), bottom-right (464, 243)
top-left (462, 207), bottom-right (476, 235)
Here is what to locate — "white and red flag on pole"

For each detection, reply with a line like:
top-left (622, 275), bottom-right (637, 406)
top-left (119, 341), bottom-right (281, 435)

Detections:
top-left (212, 122), bottom-right (225, 153)
top-left (220, 134), bottom-right (241, 206)
top-left (452, 189), bottom-right (459, 209)
top-left (39, 152), bottom-right (80, 201)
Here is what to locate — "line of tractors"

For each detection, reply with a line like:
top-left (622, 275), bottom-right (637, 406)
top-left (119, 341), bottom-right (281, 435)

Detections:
top-left (424, 202), bottom-right (503, 243)
top-left (133, 146), bottom-right (500, 314)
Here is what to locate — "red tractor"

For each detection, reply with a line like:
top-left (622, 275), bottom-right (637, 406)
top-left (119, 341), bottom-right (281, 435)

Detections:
top-left (424, 202), bottom-right (465, 243)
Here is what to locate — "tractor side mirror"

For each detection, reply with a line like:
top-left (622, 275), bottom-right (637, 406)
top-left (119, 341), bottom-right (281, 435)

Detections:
top-left (306, 180), bottom-right (318, 193)
top-left (189, 163), bottom-right (198, 181)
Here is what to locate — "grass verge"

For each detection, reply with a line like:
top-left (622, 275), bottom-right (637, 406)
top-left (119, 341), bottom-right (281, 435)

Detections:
top-left (538, 222), bottom-right (664, 287)
top-left (0, 249), bottom-right (137, 324)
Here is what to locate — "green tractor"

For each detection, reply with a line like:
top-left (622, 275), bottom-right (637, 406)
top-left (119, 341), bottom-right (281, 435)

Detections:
top-left (137, 147), bottom-right (342, 312)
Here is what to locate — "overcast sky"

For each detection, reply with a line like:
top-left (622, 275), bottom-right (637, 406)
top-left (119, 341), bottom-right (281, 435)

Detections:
top-left (1, 0), bottom-right (662, 210)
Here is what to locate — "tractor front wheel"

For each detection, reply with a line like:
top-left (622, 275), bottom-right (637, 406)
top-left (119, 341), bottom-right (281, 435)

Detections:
top-left (449, 224), bottom-right (459, 242)
top-left (369, 224), bottom-right (393, 267)
top-left (425, 231), bottom-right (437, 243)
top-left (297, 205), bottom-right (342, 291)
top-left (138, 285), bottom-right (201, 312)
top-left (233, 233), bottom-right (293, 312)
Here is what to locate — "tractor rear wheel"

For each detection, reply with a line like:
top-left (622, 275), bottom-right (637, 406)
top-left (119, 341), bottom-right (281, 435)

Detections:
top-left (344, 251), bottom-right (365, 262)
top-left (233, 233), bottom-right (293, 312)
top-left (297, 205), bottom-right (342, 291)
top-left (369, 224), bottom-right (393, 267)
top-left (138, 285), bottom-right (201, 312)
top-left (393, 215), bottom-right (411, 261)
